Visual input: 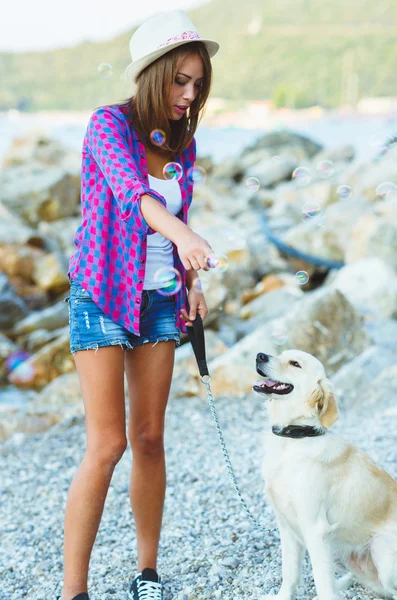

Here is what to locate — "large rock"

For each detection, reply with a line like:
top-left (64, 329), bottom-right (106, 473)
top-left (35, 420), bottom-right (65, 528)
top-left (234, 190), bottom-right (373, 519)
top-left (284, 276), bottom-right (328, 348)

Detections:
top-left (0, 404), bottom-right (63, 442)
top-left (241, 130), bottom-right (323, 161)
top-left (37, 216), bottom-right (81, 260)
top-left (313, 144), bottom-right (355, 165)
top-left (0, 201), bottom-right (37, 246)
top-left (1, 130), bottom-right (81, 172)
top-left (192, 182), bottom-right (249, 219)
top-left (0, 244), bottom-right (45, 281)
top-left (241, 273), bottom-right (288, 304)
top-left (350, 148), bottom-right (397, 201)
top-left (13, 299), bottom-right (69, 335)
top-left (239, 286), bottom-right (304, 322)
top-left (280, 287), bottom-right (370, 373)
top-left (346, 198), bottom-right (397, 268)
top-left (34, 372), bottom-right (82, 410)
top-left (32, 251), bottom-right (70, 293)
top-left (188, 212), bottom-right (251, 271)
top-left (355, 362), bottom-right (397, 415)
top-left (331, 346), bottom-right (397, 411)
top-left (281, 196), bottom-right (371, 263)
top-left (0, 273), bottom-right (29, 330)
top-left (327, 257), bottom-right (397, 318)
top-left (205, 287), bottom-right (370, 397)
top-left (8, 328), bottom-right (74, 390)
top-left (211, 130), bottom-right (322, 183)
top-left (0, 333), bottom-right (19, 383)
top-left (244, 155), bottom-right (298, 189)
top-left (22, 326), bottom-right (71, 353)
top-left (0, 163), bottom-right (80, 225)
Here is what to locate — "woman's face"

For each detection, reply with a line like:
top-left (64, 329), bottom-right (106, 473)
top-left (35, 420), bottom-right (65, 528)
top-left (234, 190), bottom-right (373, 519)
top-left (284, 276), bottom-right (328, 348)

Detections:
top-left (169, 53), bottom-right (204, 120)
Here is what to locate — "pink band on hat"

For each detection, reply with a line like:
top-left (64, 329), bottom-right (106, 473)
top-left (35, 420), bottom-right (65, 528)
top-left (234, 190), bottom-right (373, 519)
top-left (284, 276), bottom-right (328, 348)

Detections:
top-left (156, 30), bottom-right (201, 49)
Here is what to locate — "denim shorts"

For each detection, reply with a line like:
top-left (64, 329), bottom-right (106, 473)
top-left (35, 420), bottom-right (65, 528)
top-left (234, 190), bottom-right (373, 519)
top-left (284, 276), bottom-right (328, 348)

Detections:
top-left (64, 279), bottom-right (181, 354)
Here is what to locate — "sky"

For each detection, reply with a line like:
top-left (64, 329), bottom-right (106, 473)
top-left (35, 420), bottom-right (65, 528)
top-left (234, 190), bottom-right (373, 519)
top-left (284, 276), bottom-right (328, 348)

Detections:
top-left (1, 0), bottom-right (209, 53)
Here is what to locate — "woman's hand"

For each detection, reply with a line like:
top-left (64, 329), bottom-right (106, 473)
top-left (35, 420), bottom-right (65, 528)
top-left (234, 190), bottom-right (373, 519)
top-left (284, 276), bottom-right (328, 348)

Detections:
top-left (174, 228), bottom-right (213, 272)
top-left (180, 287), bottom-right (208, 327)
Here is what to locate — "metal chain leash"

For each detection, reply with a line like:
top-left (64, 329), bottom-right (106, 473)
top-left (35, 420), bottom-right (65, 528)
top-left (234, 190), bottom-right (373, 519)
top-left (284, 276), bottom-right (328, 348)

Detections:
top-left (200, 375), bottom-right (278, 535)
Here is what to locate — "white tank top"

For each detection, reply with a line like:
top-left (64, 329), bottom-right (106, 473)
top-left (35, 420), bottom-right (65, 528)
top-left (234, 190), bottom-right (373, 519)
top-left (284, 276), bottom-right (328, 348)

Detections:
top-left (143, 174), bottom-right (183, 290)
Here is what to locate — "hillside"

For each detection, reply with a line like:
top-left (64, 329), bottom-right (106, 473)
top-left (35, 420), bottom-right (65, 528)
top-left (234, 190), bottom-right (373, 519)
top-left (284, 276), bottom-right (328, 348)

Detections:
top-left (1, 0), bottom-right (397, 111)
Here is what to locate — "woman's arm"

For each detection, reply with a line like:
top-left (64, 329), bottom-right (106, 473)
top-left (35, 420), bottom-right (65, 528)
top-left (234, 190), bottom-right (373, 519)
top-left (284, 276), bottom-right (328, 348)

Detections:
top-left (140, 194), bottom-right (212, 272)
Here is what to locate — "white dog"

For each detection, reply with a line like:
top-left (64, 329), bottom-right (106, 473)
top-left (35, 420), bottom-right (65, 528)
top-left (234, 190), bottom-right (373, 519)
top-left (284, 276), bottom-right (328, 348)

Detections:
top-left (253, 349), bottom-right (397, 600)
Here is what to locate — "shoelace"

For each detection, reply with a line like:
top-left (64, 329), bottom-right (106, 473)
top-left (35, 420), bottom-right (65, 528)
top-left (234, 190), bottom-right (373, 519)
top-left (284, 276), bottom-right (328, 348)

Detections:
top-left (137, 579), bottom-right (162, 600)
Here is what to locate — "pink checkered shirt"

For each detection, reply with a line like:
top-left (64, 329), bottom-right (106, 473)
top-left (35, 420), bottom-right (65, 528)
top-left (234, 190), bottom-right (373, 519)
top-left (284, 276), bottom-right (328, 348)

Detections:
top-left (68, 103), bottom-right (196, 336)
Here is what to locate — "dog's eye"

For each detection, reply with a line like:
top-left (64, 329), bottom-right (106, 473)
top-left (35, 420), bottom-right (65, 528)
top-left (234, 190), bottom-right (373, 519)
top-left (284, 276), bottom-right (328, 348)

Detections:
top-left (289, 360), bottom-right (302, 368)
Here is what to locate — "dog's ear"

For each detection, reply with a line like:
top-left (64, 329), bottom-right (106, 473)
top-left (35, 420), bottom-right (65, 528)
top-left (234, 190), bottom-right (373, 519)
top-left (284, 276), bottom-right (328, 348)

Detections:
top-left (308, 378), bottom-right (339, 428)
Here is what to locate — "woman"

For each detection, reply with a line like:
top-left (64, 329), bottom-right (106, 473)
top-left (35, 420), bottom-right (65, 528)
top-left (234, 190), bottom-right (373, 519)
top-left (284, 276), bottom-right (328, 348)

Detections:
top-left (58, 8), bottom-right (220, 600)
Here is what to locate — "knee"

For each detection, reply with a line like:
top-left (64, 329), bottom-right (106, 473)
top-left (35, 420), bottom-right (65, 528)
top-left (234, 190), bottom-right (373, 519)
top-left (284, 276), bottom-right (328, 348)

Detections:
top-left (130, 426), bottom-right (164, 457)
top-left (87, 436), bottom-right (127, 467)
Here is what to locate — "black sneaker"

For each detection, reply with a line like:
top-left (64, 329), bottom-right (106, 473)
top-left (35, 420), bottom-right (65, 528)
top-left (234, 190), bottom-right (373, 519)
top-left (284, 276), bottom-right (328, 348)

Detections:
top-left (56, 594), bottom-right (89, 600)
top-left (129, 567), bottom-right (164, 600)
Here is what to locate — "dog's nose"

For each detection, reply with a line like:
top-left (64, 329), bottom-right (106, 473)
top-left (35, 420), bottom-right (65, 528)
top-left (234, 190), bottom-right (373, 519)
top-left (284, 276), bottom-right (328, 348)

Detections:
top-left (257, 353), bottom-right (269, 362)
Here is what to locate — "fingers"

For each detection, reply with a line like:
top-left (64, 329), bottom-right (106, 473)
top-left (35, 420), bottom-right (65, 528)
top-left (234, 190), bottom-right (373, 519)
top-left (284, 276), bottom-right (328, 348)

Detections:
top-left (181, 258), bottom-right (193, 271)
top-left (180, 308), bottom-right (194, 327)
top-left (189, 257), bottom-right (201, 271)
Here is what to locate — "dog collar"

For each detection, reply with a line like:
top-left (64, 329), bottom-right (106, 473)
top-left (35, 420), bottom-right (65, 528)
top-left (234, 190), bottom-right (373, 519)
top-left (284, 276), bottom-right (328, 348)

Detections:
top-left (272, 425), bottom-right (325, 438)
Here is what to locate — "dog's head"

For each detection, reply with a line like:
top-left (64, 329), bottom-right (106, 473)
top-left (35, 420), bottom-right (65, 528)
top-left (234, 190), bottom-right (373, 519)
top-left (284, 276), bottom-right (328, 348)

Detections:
top-left (253, 349), bottom-right (339, 429)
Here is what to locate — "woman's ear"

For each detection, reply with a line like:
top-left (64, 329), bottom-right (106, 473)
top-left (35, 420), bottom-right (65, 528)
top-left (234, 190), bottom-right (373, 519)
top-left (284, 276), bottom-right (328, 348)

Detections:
top-left (308, 378), bottom-right (339, 428)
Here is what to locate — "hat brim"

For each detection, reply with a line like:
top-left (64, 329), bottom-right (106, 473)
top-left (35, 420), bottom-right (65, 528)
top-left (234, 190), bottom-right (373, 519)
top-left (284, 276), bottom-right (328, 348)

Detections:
top-left (123, 38), bottom-right (220, 85)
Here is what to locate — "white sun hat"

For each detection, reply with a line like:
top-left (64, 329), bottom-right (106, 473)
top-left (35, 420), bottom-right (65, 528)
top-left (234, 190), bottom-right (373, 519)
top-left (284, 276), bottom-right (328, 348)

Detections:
top-left (123, 9), bottom-right (220, 89)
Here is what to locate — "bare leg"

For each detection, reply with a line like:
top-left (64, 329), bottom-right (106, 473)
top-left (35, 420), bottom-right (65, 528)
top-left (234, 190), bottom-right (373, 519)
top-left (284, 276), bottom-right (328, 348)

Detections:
top-left (125, 340), bottom-right (175, 572)
top-left (60, 347), bottom-right (127, 600)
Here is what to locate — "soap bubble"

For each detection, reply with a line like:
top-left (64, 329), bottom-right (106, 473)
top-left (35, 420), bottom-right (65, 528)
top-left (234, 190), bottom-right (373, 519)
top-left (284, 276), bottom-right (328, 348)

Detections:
top-left (187, 166), bottom-right (207, 184)
top-left (6, 350), bottom-right (31, 372)
top-left (301, 201), bottom-right (324, 221)
top-left (150, 129), bottom-right (166, 146)
top-left (244, 177), bottom-right (260, 192)
top-left (191, 277), bottom-right (210, 294)
top-left (337, 184), bottom-right (353, 200)
top-left (271, 328), bottom-right (288, 346)
top-left (97, 63), bottom-right (113, 79)
top-left (295, 270), bottom-right (309, 285)
top-left (369, 133), bottom-right (393, 152)
top-left (205, 253), bottom-right (229, 273)
top-left (375, 181), bottom-right (397, 198)
top-left (316, 160), bottom-right (335, 179)
top-left (163, 162), bottom-right (183, 181)
top-left (292, 167), bottom-right (312, 187)
top-left (6, 351), bottom-right (35, 384)
top-left (153, 267), bottom-right (182, 296)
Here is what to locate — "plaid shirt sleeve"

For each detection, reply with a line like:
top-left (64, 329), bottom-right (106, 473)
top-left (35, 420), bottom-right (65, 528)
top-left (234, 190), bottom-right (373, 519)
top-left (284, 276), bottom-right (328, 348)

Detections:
top-left (85, 107), bottom-right (168, 235)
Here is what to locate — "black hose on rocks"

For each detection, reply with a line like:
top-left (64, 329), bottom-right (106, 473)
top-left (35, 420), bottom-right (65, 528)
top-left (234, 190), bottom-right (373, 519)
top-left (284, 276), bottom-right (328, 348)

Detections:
top-left (258, 213), bottom-right (345, 270)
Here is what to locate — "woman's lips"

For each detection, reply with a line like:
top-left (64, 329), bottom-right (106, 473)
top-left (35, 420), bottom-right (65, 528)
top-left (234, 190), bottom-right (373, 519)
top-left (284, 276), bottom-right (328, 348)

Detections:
top-left (174, 106), bottom-right (187, 115)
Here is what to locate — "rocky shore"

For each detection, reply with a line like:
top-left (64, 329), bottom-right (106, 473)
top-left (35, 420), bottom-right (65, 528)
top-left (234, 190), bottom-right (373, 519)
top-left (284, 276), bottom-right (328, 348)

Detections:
top-left (0, 123), bottom-right (397, 599)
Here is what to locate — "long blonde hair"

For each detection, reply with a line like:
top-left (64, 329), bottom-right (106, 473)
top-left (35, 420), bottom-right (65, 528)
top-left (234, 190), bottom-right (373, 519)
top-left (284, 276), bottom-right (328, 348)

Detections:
top-left (120, 41), bottom-right (212, 156)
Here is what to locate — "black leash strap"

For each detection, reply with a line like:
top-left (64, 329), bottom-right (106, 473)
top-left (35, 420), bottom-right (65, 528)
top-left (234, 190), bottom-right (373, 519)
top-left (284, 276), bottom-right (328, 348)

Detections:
top-left (187, 314), bottom-right (210, 379)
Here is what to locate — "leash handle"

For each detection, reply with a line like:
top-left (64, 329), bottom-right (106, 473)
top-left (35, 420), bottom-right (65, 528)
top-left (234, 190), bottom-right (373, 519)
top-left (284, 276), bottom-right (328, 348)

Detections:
top-left (187, 314), bottom-right (210, 380)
